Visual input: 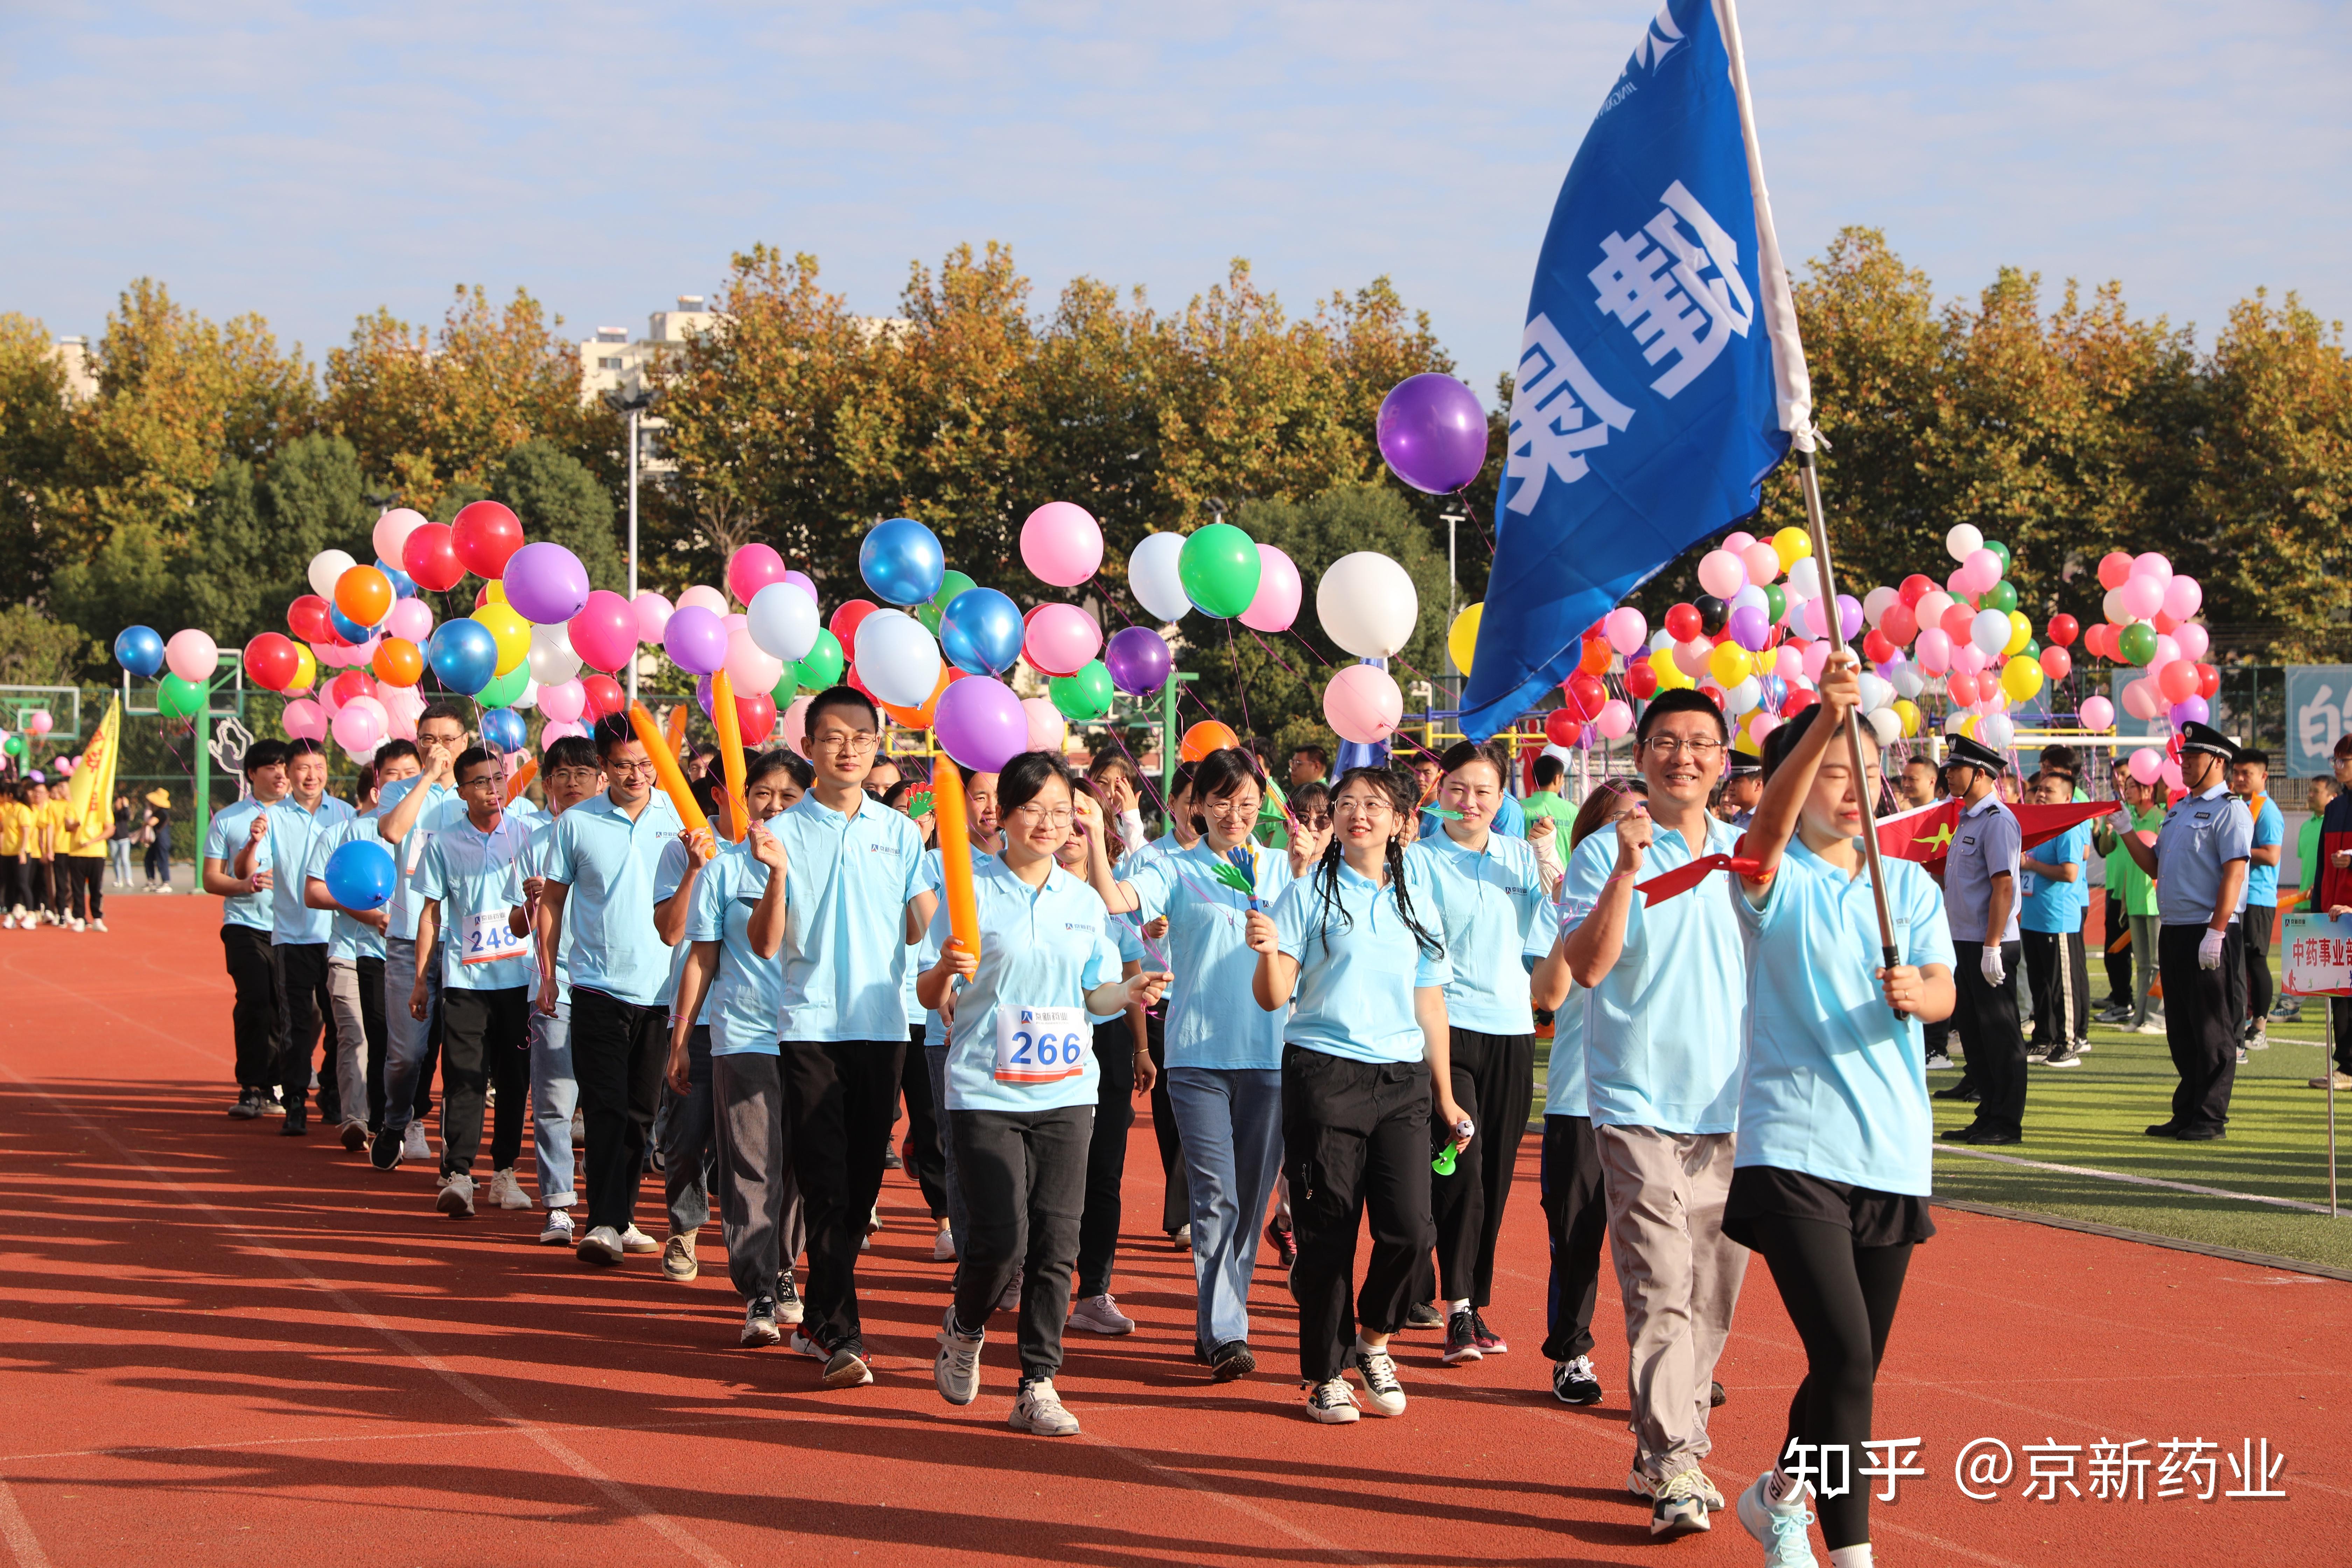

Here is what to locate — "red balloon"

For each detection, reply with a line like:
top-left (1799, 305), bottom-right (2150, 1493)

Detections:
top-left (1544, 707), bottom-right (1583, 747)
top-left (1861, 629), bottom-right (1895, 664)
top-left (1898, 574), bottom-right (1935, 607)
top-left (830, 598), bottom-right (878, 651)
top-left (579, 673), bottom-right (626, 720)
top-left (1879, 603), bottom-right (1918, 646)
top-left (401, 522), bottom-right (465, 591)
top-left (288, 595), bottom-right (334, 644)
top-left (2039, 645), bottom-right (2072, 681)
top-left (2151, 611), bottom-right (2179, 636)
top-left (1939, 603), bottom-right (1976, 644)
top-left (1663, 603), bottom-right (1702, 642)
top-left (735, 691), bottom-right (778, 746)
top-left (244, 632), bottom-right (301, 692)
top-left (2081, 622), bottom-right (2108, 661)
top-left (1623, 659), bottom-right (1660, 700)
top-left (451, 500), bottom-right (524, 579)
top-left (2197, 663), bottom-right (2219, 700)
top-left (328, 670), bottom-right (376, 708)
top-left (1562, 671), bottom-right (1607, 722)
top-left (2046, 612), bottom-right (2079, 648)
top-left (1780, 688), bottom-right (1816, 718)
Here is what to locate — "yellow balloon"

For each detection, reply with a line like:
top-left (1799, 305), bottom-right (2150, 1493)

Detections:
top-left (1448, 604), bottom-right (1483, 675)
top-left (2001, 654), bottom-right (2044, 703)
top-left (287, 644), bottom-right (317, 694)
top-left (483, 580), bottom-right (508, 604)
top-left (1891, 698), bottom-right (1920, 737)
top-left (2003, 609), bottom-right (2031, 656)
top-left (472, 602), bottom-right (531, 676)
top-left (1707, 642), bottom-right (1755, 687)
top-left (1647, 651), bottom-right (1691, 691)
top-left (1772, 526), bottom-right (1812, 570)
top-left (1960, 714), bottom-right (1979, 739)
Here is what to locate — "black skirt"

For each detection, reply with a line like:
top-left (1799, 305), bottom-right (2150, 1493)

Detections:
top-left (1721, 1164), bottom-right (1936, 1251)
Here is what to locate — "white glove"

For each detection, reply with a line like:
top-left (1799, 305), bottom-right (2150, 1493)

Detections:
top-left (1979, 946), bottom-right (2006, 986)
top-left (2199, 928), bottom-right (2225, 970)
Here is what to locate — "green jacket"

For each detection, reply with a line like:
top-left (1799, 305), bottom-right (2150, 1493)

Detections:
top-left (2103, 803), bottom-right (2165, 918)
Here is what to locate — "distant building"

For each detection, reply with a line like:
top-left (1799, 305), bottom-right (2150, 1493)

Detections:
top-left (49, 336), bottom-right (97, 402)
top-left (578, 296), bottom-right (716, 406)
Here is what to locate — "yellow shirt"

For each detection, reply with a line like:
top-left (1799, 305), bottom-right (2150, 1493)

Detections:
top-left (0, 802), bottom-right (24, 856)
top-left (67, 799), bottom-right (108, 856)
top-left (40, 800), bottom-right (71, 853)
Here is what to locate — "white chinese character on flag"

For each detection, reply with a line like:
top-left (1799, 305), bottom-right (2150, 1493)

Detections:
top-left (1504, 314), bottom-right (1636, 516)
top-left (1588, 179), bottom-right (1757, 397)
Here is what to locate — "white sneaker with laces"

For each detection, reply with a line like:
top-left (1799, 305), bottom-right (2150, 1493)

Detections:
top-left (1067, 1293), bottom-right (1135, 1335)
top-left (1009, 1378), bottom-right (1080, 1436)
top-left (619, 1224), bottom-right (660, 1254)
top-left (1350, 1340), bottom-right (1406, 1417)
top-left (538, 1209), bottom-right (575, 1246)
top-left (1650, 1469), bottom-right (1712, 1538)
top-left (1737, 1469), bottom-right (1819, 1565)
top-left (931, 1226), bottom-right (957, 1261)
top-left (435, 1173), bottom-right (476, 1219)
top-left (934, 1306), bottom-right (984, 1406)
top-left (488, 1169), bottom-right (531, 1210)
top-left (1304, 1377), bottom-right (1362, 1424)
top-left (576, 1224), bottom-right (625, 1265)
top-left (402, 1123), bottom-right (430, 1161)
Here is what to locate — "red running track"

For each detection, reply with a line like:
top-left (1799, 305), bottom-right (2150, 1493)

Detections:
top-left (0, 898), bottom-right (2345, 1567)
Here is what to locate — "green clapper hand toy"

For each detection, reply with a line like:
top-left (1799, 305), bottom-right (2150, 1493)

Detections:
top-left (1432, 1118), bottom-right (1475, 1174)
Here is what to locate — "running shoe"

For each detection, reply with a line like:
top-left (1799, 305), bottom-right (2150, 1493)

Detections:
top-left (2311, 1072), bottom-right (2352, 1090)
top-left (931, 1226), bottom-right (957, 1262)
top-left (1737, 1470), bottom-right (1820, 1565)
top-left (1649, 1469), bottom-right (1712, 1537)
top-left (934, 1307), bottom-right (983, 1405)
top-left (1470, 1310), bottom-right (1507, 1354)
top-left (228, 1088), bottom-right (264, 1120)
top-left (538, 1209), bottom-right (575, 1246)
top-left (576, 1225), bottom-right (625, 1266)
top-left (1710, 1380), bottom-right (1727, 1409)
top-left (882, 1145), bottom-right (903, 1170)
top-left (1442, 1308), bottom-right (1483, 1364)
top-left (90, 918), bottom-right (106, 932)
top-left (620, 1224), bottom-right (660, 1254)
top-left (260, 1094), bottom-right (286, 1117)
top-left (778, 1270), bottom-right (805, 1325)
top-left (742, 1295), bottom-right (782, 1348)
top-left (1922, 1051), bottom-right (1953, 1071)
top-left (662, 1234), bottom-right (699, 1282)
top-left (1068, 1294), bottom-right (1135, 1335)
top-left (369, 1126), bottom-right (405, 1171)
top-left (280, 1113), bottom-right (308, 1136)
top-left (1171, 1224), bottom-right (1192, 1250)
top-left (1264, 1215), bottom-right (1296, 1267)
top-left (788, 1329), bottom-right (825, 1359)
top-left (488, 1169), bottom-right (530, 1210)
top-left (1010, 1377), bottom-right (1079, 1436)
top-left (2039, 1043), bottom-right (2082, 1068)
top-left (402, 1122), bottom-right (430, 1161)
top-left (1404, 1301), bottom-right (1445, 1330)
top-left (1304, 1377), bottom-right (1361, 1424)
top-left (340, 1119), bottom-right (369, 1152)
top-left (822, 1343), bottom-right (874, 1388)
top-left (436, 1173), bottom-right (476, 1219)
top-left (1208, 1340), bottom-right (1256, 1382)
top-left (1350, 1342), bottom-right (1406, 1416)
top-left (2134, 1020), bottom-right (2167, 1035)
top-left (868, 1204), bottom-right (884, 1234)
top-left (1552, 1355), bottom-right (1602, 1405)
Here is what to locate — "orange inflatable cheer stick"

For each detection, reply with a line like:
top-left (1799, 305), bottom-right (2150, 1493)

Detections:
top-left (709, 670), bottom-right (748, 843)
top-left (931, 761), bottom-right (980, 964)
top-left (627, 702), bottom-right (710, 837)
top-left (664, 700), bottom-right (690, 756)
top-left (503, 756), bottom-right (538, 805)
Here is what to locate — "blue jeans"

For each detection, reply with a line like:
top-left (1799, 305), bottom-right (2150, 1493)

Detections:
top-left (380, 935), bottom-right (441, 1135)
top-left (925, 1043), bottom-right (970, 1250)
top-left (529, 997), bottom-right (577, 1207)
top-left (1165, 1065), bottom-right (1285, 1353)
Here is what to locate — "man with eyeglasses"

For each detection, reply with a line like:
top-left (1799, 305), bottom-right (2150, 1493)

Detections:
top-left (508, 734), bottom-right (606, 1243)
top-left (372, 702), bottom-right (477, 1170)
top-left (1558, 687), bottom-right (1750, 1529)
top-left (1937, 734), bottom-right (2029, 1146)
top-left (746, 685), bottom-right (929, 1389)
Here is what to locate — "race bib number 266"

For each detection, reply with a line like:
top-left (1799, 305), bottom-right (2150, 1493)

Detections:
top-left (995, 1005), bottom-right (1088, 1084)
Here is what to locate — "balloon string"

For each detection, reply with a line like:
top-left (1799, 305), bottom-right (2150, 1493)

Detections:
top-left (1082, 568), bottom-right (1243, 737)
top-left (1246, 629), bottom-right (1308, 682)
top-left (1287, 628), bottom-right (1336, 669)
top-left (1222, 616), bottom-right (1255, 739)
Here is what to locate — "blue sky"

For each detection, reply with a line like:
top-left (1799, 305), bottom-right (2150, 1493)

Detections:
top-left (5, 1), bottom-right (2346, 397)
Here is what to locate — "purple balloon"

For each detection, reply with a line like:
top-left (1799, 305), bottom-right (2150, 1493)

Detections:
top-left (1104, 625), bottom-right (1172, 696)
top-left (1727, 606), bottom-right (1770, 652)
top-left (933, 676), bottom-right (1028, 772)
top-left (694, 674), bottom-right (715, 720)
top-left (784, 569), bottom-right (817, 601)
top-left (2169, 695), bottom-right (2210, 727)
top-left (502, 540), bottom-right (591, 625)
top-left (664, 604), bottom-right (728, 676)
top-left (1377, 373), bottom-right (1489, 494)
top-left (1835, 594), bottom-right (1864, 640)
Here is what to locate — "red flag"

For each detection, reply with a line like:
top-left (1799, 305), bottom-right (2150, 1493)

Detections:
top-left (1875, 798), bottom-right (2120, 873)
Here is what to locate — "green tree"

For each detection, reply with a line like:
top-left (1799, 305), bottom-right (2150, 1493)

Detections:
top-left (489, 439), bottom-right (624, 590)
top-left (0, 604), bottom-right (98, 687)
top-left (0, 314), bottom-right (75, 601)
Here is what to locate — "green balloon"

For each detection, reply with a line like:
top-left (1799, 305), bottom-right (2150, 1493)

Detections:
top-left (1761, 583), bottom-right (1786, 624)
top-left (921, 570), bottom-right (977, 635)
top-left (794, 629), bottom-right (844, 691)
top-left (2117, 621), bottom-right (2159, 666)
top-left (478, 662), bottom-right (530, 709)
top-left (1987, 540), bottom-right (2011, 573)
top-left (1050, 661), bottom-right (1114, 722)
top-left (1984, 581), bottom-right (2017, 614)
top-left (771, 663), bottom-right (800, 704)
top-left (1, 735), bottom-right (22, 757)
top-left (1177, 523), bottom-right (1261, 618)
top-left (159, 672), bottom-right (206, 720)
top-left (2022, 638), bottom-right (2041, 661)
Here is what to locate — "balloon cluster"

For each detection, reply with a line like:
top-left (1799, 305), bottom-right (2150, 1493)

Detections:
top-left (2083, 550), bottom-right (2214, 733)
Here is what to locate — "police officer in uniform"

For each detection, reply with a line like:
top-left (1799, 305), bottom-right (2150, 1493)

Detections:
top-left (1938, 735), bottom-right (2028, 1145)
top-left (1718, 755), bottom-right (1763, 830)
top-left (2116, 723), bottom-right (2252, 1141)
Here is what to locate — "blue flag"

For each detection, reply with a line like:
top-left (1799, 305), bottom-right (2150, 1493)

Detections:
top-left (1460, 0), bottom-right (1810, 740)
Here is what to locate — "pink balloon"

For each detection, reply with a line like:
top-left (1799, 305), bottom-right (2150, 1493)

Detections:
top-left (1022, 602), bottom-right (1101, 678)
top-left (27, 710), bottom-right (52, 736)
top-left (331, 703), bottom-right (383, 755)
top-left (1802, 639), bottom-right (1832, 681)
top-left (1604, 607), bottom-right (1648, 656)
top-left (1963, 548), bottom-right (2003, 590)
top-left (372, 507), bottom-right (427, 564)
top-left (2162, 575), bottom-right (2202, 621)
top-left (1239, 545), bottom-right (1302, 634)
top-left (677, 584), bottom-right (728, 617)
top-left (2118, 575), bottom-right (2164, 620)
top-left (784, 570), bottom-right (817, 601)
top-left (728, 544), bottom-right (788, 606)
top-left (1772, 643), bottom-right (1806, 682)
top-left (568, 590), bottom-right (640, 673)
top-left (2122, 679), bottom-right (2160, 722)
top-left (2079, 695), bottom-right (2114, 731)
top-left (1951, 643), bottom-right (1987, 678)
top-left (1594, 699), bottom-right (1634, 740)
top-left (538, 679), bottom-right (587, 724)
top-left (2132, 552), bottom-right (2173, 586)
top-left (1323, 664), bottom-right (1402, 745)
top-left (2160, 759), bottom-right (2184, 792)
top-left (633, 590), bottom-right (673, 642)
top-left (780, 695), bottom-right (813, 758)
top-left (1740, 541), bottom-right (1781, 587)
top-left (386, 598), bottom-right (434, 643)
top-left (165, 628), bottom-right (218, 684)
top-left (1022, 696), bottom-right (1068, 753)
top-left (1696, 550), bottom-right (1745, 600)
top-left (2173, 621), bottom-right (2210, 662)
top-left (538, 719), bottom-right (588, 750)
top-left (724, 625), bottom-right (783, 695)
top-left (1020, 501), bottom-right (1104, 588)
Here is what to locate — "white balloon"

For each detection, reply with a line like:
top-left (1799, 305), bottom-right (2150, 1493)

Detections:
top-left (723, 625), bottom-right (783, 697)
top-left (1730, 583), bottom-right (1769, 615)
top-left (308, 548), bottom-right (357, 600)
top-left (852, 609), bottom-right (942, 708)
top-left (1891, 666), bottom-right (1926, 700)
top-left (1970, 608), bottom-right (2012, 656)
top-left (1978, 713), bottom-right (2015, 749)
top-left (1857, 673), bottom-right (1894, 713)
top-left (1316, 552), bottom-right (1420, 659)
top-left (1865, 708), bottom-right (1902, 746)
top-left (513, 679), bottom-right (540, 712)
top-left (1945, 523), bottom-right (1983, 564)
top-left (677, 584), bottom-right (728, 616)
top-left (1785, 558), bottom-right (1821, 600)
top-left (1862, 586), bottom-right (1899, 627)
top-left (526, 620), bottom-right (582, 685)
top-left (1724, 677), bottom-right (1761, 713)
top-left (746, 581), bottom-right (820, 663)
top-left (372, 507), bottom-right (427, 565)
top-left (1129, 533), bottom-right (1191, 624)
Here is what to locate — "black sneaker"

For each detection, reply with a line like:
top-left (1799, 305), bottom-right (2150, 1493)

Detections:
top-left (1649, 1471), bottom-right (1711, 1536)
top-left (741, 1295), bottom-right (782, 1348)
top-left (227, 1088), bottom-right (264, 1119)
top-left (2039, 1042), bottom-right (2082, 1068)
top-left (1404, 1301), bottom-right (1445, 1330)
top-left (882, 1146), bottom-right (903, 1171)
top-left (1710, 1379), bottom-right (1726, 1408)
top-left (280, 1113), bottom-right (308, 1136)
top-left (1209, 1340), bottom-right (1256, 1382)
top-left (821, 1342), bottom-right (874, 1388)
top-left (1442, 1307), bottom-right (1482, 1365)
top-left (1552, 1355), bottom-right (1602, 1405)
top-left (1264, 1215), bottom-right (1296, 1268)
top-left (369, 1126), bottom-right (404, 1170)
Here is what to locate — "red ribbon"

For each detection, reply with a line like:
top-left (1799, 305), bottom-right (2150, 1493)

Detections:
top-left (1636, 850), bottom-right (1765, 905)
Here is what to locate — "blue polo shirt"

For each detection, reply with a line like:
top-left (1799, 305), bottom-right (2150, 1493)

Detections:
top-left (771, 791), bottom-right (927, 1043)
top-left (539, 790), bottom-right (687, 1006)
top-left (1734, 838), bottom-right (1954, 1195)
top-left (205, 797), bottom-right (275, 932)
top-left (1410, 827), bottom-right (1549, 1035)
top-left (685, 839), bottom-right (783, 1056)
top-left (308, 811), bottom-right (390, 962)
top-left (1270, 856), bottom-right (1452, 1065)
top-left (2155, 783), bottom-right (2254, 926)
top-left (377, 778), bottom-right (467, 944)
top-left (1125, 839), bottom-right (1294, 1070)
top-left (930, 855), bottom-right (1124, 1114)
top-left (2246, 793), bottom-right (2285, 907)
top-left (260, 794), bottom-right (354, 946)
top-left (516, 817), bottom-right (575, 1003)
top-left (2019, 822), bottom-right (2090, 936)
top-left (1560, 816), bottom-right (1747, 1135)
top-left (412, 813), bottom-right (536, 990)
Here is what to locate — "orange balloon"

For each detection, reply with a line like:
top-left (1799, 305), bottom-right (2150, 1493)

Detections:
top-left (1180, 720), bottom-right (1240, 763)
top-left (335, 565), bottom-right (393, 629)
top-left (371, 636), bottom-right (425, 687)
top-left (1578, 636), bottom-right (1611, 676)
top-left (881, 666), bottom-right (960, 729)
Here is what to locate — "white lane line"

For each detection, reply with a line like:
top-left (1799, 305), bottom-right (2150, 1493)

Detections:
top-left (1935, 1143), bottom-right (2332, 1213)
top-left (1072, 1428), bottom-right (1382, 1566)
top-left (0, 1478), bottom-right (51, 1568)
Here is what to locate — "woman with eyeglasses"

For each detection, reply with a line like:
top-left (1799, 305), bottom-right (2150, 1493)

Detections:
top-left (1285, 779), bottom-right (1333, 876)
top-left (924, 751), bottom-right (1171, 1436)
top-left (1080, 746), bottom-right (1294, 1381)
top-left (1244, 764), bottom-right (1466, 1423)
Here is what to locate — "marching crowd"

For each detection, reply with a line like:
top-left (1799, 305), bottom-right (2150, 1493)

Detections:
top-left (72, 649), bottom-right (2325, 1568)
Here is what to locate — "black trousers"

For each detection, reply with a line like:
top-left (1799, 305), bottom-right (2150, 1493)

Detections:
top-left (439, 986), bottom-right (530, 1178)
top-left (1282, 1045), bottom-right (1435, 1383)
top-left (898, 1025), bottom-right (950, 1221)
top-left (1539, 1114), bottom-right (1610, 1362)
top-left (273, 941), bottom-right (338, 1122)
top-left (353, 956), bottom-right (389, 1131)
top-left (1745, 1213), bottom-right (1913, 1553)
top-left (2021, 927), bottom-right (2088, 1048)
top-left (1952, 939), bottom-right (2026, 1137)
top-left (1429, 1028), bottom-right (1534, 1308)
top-left (1077, 1020), bottom-right (1138, 1299)
top-left (571, 987), bottom-right (670, 1233)
top-left (1144, 1011), bottom-right (1189, 1232)
top-left (222, 925), bottom-right (280, 1092)
top-left (2101, 888), bottom-right (2133, 1004)
top-left (2157, 923), bottom-right (2242, 1134)
top-left (2332, 998), bottom-right (2352, 1076)
top-left (65, 857), bottom-right (102, 920)
top-left (2242, 904), bottom-right (2275, 1029)
top-left (949, 1104), bottom-right (1093, 1382)
top-left (782, 1038), bottom-right (907, 1353)
top-left (46, 859), bottom-right (68, 915)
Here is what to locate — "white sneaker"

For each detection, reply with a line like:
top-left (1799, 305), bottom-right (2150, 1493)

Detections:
top-left (89, 918), bottom-right (107, 932)
top-left (1737, 1469), bottom-right (1819, 1564)
top-left (2, 914), bottom-right (15, 930)
top-left (487, 1169), bottom-right (530, 1210)
top-left (777, 1271), bottom-right (805, 1325)
top-left (538, 1209), bottom-right (575, 1246)
top-left (1009, 1378), bottom-right (1080, 1436)
top-left (934, 1306), bottom-right (984, 1406)
top-left (402, 1123), bottom-right (430, 1162)
top-left (436, 1172), bottom-right (476, 1219)
top-left (997, 1266), bottom-right (1023, 1312)
top-left (1304, 1376), bottom-right (1362, 1423)
top-left (931, 1226), bottom-right (957, 1261)
top-left (1350, 1340), bottom-right (1406, 1417)
top-left (69, 917), bottom-right (85, 932)
top-left (576, 1224), bottom-right (625, 1265)
top-left (1923, 1051), bottom-right (1953, 1070)
top-left (1068, 1294), bottom-right (1135, 1335)
top-left (1172, 1224), bottom-right (1192, 1249)
top-left (620, 1224), bottom-right (659, 1254)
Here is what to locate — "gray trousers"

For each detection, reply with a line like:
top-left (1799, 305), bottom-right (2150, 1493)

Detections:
top-left (713, 1052), bottom-right (807, 1300)
top-left (662, 1026), bottom-right (718, 1236)
top-left (528, 998), bottom-right (577, 1207)
top-left (380, 934), bottom-right (441, 1135)
top-left (2129, 914), bottom-right (2162, 1027)
top-left (323, 958), bottom-right (376, 1131)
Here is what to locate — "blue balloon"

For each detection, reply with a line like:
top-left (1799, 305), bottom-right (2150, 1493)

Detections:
top-left (376, 558), bottom-right (418, 599)
top-left (428, 619), bottom-right (499, 695)
top-left (938, 587), bottom-right (1023, 676)
top-left (859, 517), bottom-right (945, 607)
top-left (113, 625), bottom-right (166, 678)
top-left (323, 838), bottom-right (398, 912)
top-left (479, 708), bottom-right (526, 752)
top-left (330, 604), bottom-right (376, 643)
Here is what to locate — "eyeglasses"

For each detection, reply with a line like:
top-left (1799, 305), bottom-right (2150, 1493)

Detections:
top-left (610, 760), bottom-right (660, 778)
top-left (1642, 736), bottom-right (1723, 759)
top-left (1203, 797), bottom-right (1258, 820)
top-left (1008, 803), bottom-right (1073, 827)
top-left (1296, 812), bottom-right (1332, 829)
top-left (812, 730), bottom-right (879, 755)
top-left (457, 775), bottom-right (500, 792)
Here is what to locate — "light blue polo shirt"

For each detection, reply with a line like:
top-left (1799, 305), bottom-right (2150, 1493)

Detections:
top-left (2155, 783), bottom-right (2254, 927)
top-left (413, 812), bottom-right (536, 991)
top-left (771, 791), bottom-right (927, 1043)
top-left (1734, 838), bottom-right (1955, 1195)
top-left (1410, 827), bottom-right (1549, 1035)
top-left (931, 855), bottom-right (1123, 1114)
top-left (651, 837), bottom-right (715, 1027)
top-left (377, 777), bottom-right (467, 944)
top-left (2246, 793), bottom-right (2285, 907)
top-left (1422, 790), bottom-right (1526, 843)
top-left (540, 790), bottom-right (687, 1007)
top-left (260, 794), bottom-right (355, 946)
top-left (2019, 822), bottom-right (2090, 936)
top-left (308, 811), bottom-right (390, 962)
top-left (1560, 816), bottom-right (1746, 1135)
top-left (1126, 839), bottom-right (1294, 1070)
top-left (205, 797), bottom-right (275, 932)
top-left (1545, 992), bottom-right (1589, 1119)
top-left (684, 839), bottom-right (780, 1055)
top-left (917, 846), bottom-right (993, 1050)
top-left (513, 817), bottom-right (575, 1003)
top-left (1091, 912), bottom-right (1144, 1027)
top-left (1271, 855), bottom-right (1451, 1065)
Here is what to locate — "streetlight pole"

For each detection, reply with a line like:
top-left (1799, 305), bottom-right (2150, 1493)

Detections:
top-left (609, 387), bottom-right (655, 708)
top-left (1441, 506), bottom-right (1466, 712)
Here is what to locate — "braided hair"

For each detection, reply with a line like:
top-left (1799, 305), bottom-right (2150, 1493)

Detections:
top-left (1303, 765), bottom-right (1443, 962)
